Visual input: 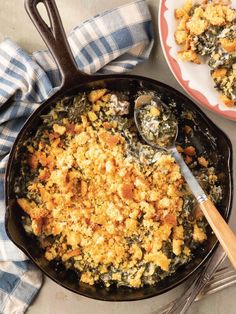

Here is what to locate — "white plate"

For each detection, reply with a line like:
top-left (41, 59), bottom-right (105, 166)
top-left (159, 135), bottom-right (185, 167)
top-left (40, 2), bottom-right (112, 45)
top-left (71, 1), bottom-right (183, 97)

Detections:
top-left (158, 0), bottom-right (236, 120)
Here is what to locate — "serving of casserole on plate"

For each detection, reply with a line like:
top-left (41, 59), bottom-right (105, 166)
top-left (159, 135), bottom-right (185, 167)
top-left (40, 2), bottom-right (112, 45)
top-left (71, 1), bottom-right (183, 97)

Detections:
top-left (15, 88), bottom-right (225, 289)
top-left (159, 0), bottom-right (236, 120)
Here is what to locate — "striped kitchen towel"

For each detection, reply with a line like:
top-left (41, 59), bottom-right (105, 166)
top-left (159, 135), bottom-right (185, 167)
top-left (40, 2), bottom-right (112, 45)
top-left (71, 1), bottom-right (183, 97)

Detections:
top-left (0, 0), bottom-right (154, 313)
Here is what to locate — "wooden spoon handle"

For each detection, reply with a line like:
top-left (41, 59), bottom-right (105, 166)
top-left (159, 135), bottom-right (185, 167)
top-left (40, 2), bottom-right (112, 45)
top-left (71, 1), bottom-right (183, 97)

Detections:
top-left (200, 199), bottom-right (236, 270)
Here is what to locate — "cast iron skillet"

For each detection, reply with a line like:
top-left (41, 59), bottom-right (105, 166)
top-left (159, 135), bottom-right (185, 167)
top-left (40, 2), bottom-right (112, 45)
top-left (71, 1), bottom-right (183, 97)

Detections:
top-left (5, 0), bottom-right (233, 301)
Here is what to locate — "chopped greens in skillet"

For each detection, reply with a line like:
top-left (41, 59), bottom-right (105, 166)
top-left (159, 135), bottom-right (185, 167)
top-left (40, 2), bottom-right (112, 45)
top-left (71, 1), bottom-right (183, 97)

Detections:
top-left (137, 99), bottom-right (177, 147)
top-left (15, 89), bottom-right (222, 288)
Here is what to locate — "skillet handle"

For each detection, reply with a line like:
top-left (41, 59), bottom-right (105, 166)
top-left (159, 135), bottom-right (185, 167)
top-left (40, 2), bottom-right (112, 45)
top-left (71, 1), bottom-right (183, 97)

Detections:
top-left (24, 0), bottom-right (88, 88)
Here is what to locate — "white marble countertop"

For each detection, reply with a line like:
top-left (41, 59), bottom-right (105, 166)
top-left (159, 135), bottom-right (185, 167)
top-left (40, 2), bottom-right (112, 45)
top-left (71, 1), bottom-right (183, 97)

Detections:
top-left (1, 1), bottom-right (236, 313)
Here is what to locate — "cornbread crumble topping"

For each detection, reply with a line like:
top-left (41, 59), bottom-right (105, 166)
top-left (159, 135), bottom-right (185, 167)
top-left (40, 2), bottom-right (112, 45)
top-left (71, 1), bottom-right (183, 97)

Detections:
top-left (15, 89), bottom-right (221, 288)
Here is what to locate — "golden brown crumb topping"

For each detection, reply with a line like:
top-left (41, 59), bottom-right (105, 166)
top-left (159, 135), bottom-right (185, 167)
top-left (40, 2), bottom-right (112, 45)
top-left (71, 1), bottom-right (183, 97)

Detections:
top-left (16, 90), bottom-right (212, 288)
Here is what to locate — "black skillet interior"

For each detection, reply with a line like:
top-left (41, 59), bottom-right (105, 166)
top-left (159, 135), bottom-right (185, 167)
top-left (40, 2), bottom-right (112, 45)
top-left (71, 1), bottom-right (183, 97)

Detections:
top-left (5, 75), bottom-right (233, 301)
top-left (4, 0), bottom-right (234, 301)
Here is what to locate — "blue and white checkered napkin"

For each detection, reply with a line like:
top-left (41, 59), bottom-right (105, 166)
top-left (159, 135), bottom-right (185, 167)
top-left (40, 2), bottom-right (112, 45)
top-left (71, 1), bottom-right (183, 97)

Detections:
top-left (0, 1), bottom-right (153, 313)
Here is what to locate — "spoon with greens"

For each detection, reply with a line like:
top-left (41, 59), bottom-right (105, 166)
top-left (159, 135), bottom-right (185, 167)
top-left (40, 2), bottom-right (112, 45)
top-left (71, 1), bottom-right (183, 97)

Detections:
top-left (134, 94), bottom-right (236, 270)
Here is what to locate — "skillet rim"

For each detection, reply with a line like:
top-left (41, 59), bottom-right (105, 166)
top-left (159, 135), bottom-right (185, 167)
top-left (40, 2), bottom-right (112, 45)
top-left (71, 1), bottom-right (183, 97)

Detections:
top-left (4, 74), bottom-right (234, 301)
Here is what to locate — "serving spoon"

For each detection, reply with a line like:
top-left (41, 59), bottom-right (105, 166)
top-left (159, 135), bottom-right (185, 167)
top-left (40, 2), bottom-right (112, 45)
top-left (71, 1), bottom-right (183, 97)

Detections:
top-left (134, 94), bottom-right (236, 270)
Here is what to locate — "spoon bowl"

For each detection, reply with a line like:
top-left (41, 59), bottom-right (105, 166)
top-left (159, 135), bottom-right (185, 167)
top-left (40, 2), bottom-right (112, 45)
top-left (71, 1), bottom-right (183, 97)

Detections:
top-left (134, 94), bottom-right (178, 150)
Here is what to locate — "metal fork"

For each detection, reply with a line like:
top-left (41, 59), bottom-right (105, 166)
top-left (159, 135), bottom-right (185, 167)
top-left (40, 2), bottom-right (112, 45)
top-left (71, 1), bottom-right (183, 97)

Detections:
top-left (156, 246), bottom-right (236, 314)
top-left (196, 266), bottom-right (236, 300)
